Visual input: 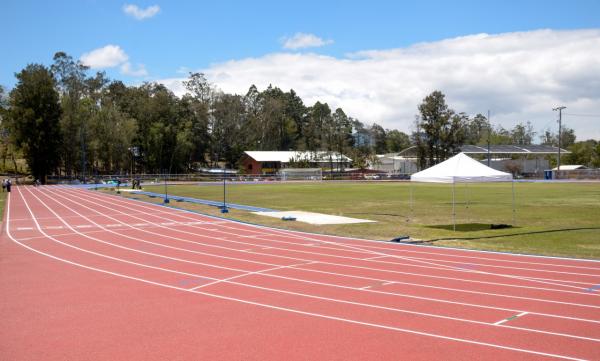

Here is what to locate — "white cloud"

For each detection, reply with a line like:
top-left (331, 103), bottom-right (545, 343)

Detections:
top-left (80, 45), bottom-right (148, 78)
top-left (123, 4), bottom-right (160, 20)
top-left (120, 62), bottom-right (148, 77)
top-left (161, 29), bottom-right (600, 139)
top-left (80, 45), bottom-right (129, 68)
top-left (282, 33), bottom-right (333, 50)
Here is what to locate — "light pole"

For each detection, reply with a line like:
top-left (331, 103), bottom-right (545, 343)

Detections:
top-left (552, 106), bottom-right (566, 179)
top-left (221, 165), bottom-right (228, 213)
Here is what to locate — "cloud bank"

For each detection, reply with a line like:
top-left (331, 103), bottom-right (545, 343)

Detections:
top-left (80, 45), bottom-right (147, 77)
top-left (281, 33), bottom-right (333, 50)
top-left (123, 4), bottom-right (160, 20)
top-left (162, 29), bottom-right (600, 139)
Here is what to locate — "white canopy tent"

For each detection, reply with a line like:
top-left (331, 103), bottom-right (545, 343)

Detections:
top-left (410, 153), bottom-right (514, 230)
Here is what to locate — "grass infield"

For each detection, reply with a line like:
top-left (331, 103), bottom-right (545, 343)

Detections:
top-left (114, 181), bottom-right (600, 259)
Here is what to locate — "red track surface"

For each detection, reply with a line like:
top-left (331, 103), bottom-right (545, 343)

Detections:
top-left (1, 186), bottom-right (600, 360)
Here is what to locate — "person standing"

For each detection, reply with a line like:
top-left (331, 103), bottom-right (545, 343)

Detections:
top-left (6, 178), bottom-right (11, 192)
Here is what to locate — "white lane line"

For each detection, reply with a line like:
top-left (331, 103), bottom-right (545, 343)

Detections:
top-left (494, 312), bottom-right (530, 326)
top-left (363, 255), bottom-right (388, 261)
top-left (3, 195), bottom-right (595, 361)
top-left (75, 188), bottom-right (600, 280)
top-left (382, 281), bottom-right (395, 286)
top-left (46, 225), bottom-right (64, 230)
top-left (26, 188), bottom-right (600, 339)
top-left (88, 188), bottom-right (600, 290)
top-left (60, 185), bottom-right (600, 269)
top-left (54, 188), bottom-right (600, 312)
top-left (76, 225), bottom-right (93, 229)
top-left (189, 261), bottom-right (317, 291)
top-left (360, 286), bottom-right (372, 290)
top-left (16, 227), bottom-right (34, 231)
top-left (35, 188), bottom-right (600, 330)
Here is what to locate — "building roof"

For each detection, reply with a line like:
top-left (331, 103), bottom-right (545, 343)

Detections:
top-left (459, 144), bottom-right (570, 154)
top-left (552, 165), bottom-right (588, 171)
top-left (244, 151), bottom-right (352, 163)
top-left (398, 144), bottom-right (570, 156)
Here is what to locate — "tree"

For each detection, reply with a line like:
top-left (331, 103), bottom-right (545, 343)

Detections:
top-left (540, 126), bottom-right (576, 148)
top-left (8, 64), bottom-right (62, 183)
top-left (510, 121), bottom-right (536, 145)
top-left (413, 91), bottom-right (466, 168)
top-left (464, 113), bottom-right (490, 145)
top-left (564, 140), bottom-right (600, 168)
top-left (370, 123), bottom-right (387, 154)
top-left (51, 52), bottom-right (91, 177)
top-left (385, 129), bottom-right (410, 152)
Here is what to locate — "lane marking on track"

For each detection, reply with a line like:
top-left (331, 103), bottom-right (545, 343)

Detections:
top-left (52, 187), bottom-right (600, 310)
top-left (189, 261), bottom-right (317, 291)
top-left (494, 312), bottom-right (529, 326)
top-left (16, 227), bottom-right (34, 231)
top-left (363, 255), bottom-right (389, 261)
top-left (4, 192), bottom-right (597, 361)
top-left (585, 284), bottom-right (600, 292)
top-left (47, 187), bottom-right (600, 318)
top-left (72, 187), bottom-right (600, 283)
top-left (382, 281), bottom-right (395, 286)
top-left (20, 188), bottom-right (600, 340)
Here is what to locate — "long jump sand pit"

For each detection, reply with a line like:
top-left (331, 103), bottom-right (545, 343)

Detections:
top-left (252, 210), bottom-right (376, 225)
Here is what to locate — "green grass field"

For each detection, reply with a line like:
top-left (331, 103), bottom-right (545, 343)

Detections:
top-left (118, 181), bottom-right (600, 259)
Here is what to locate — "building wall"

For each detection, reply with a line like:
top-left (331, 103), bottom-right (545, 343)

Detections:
top-left (240, 157), bottom-right (263, 174)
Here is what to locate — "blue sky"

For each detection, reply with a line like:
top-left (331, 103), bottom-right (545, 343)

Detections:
top-left (3, 0), bottom-right (600, 137)
top-left (3, 0), bottom-right (599, 86)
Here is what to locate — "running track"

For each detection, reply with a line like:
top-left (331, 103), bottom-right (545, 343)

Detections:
top-left (1, 186), bottom-right (600, 360)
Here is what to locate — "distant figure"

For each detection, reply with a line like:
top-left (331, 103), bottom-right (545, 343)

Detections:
top-left (35, 179), bottom-right (41, 187)
top-left (6, 179), bottom-right (11, 192)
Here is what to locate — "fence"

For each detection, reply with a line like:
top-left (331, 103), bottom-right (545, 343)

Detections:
top-left (44, 170), bottom-right (405, 185)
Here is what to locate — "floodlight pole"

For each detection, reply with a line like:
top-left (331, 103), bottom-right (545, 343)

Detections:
top-left (552, 106), bottom-right (566, 179)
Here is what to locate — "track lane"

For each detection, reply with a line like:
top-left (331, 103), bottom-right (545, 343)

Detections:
top-left (30, 190), bottom-right (600, 338)
top-left (5, 190), bottom-right (600, 358)
top-left (48, 187), bottom-right (600, 313)
top-left (58, 187), bottom-right (600, 292)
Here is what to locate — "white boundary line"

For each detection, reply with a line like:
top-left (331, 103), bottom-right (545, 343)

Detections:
top-left (49, 187), bottom-right (600, 311)
top-left (63, 188), bottom-right (600, 293)
top-left (2, 189), bottom-right (591, 361)
top-left (38, 187), bottom-right (600, 324)
top-left (82, 183), bottom-right (600, 265)
top-left (78, 187), bottom-right (600, 283)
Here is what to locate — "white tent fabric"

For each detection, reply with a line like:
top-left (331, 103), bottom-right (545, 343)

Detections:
top-left (410, 153), bottom-right (512, 183)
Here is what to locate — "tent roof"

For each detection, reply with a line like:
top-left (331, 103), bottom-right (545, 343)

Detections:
top-left (411, 153), bottom-right (513, 183)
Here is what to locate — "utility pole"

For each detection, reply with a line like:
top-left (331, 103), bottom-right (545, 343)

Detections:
top-left (552, 106), bottom-right (566, 179)
top-left (487, 110), bottom-right (491, 166)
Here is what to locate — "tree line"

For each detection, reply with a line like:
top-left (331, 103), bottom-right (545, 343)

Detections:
top-left (1, 53), bottom-right (598, 183)
top-left (0, 52), bottom-right (414, 182)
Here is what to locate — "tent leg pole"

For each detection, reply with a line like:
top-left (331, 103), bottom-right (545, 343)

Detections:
top-left (452, 182), bottom-right (456, 232)
top-left (512, 180), bottom-right (516, 226)
top-left (409, 183), bottom-right (414, 223)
